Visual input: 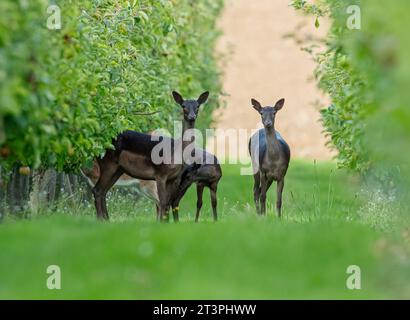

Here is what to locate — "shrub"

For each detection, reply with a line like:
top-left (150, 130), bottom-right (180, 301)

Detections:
top-left (292, 0), bottom-right (410, 179)
top-left (292, 0), bottom-right (371, 172)
top-left (0, 0), bottom-right (223, 171)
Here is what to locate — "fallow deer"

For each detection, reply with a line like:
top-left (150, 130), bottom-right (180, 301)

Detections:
top-left (83, 149), bottom-right (221, 222)
top-left (249, 98), bottom-right (290, 217)
top-left (80, 162), bottom-right (158, 203)
top-left (91, 91), bottom-right (209, 221)
top-left (169, 149), bottom-right (222, 222)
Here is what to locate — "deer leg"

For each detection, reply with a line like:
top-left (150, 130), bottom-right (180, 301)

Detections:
top-left (164, 179), bottom-right (180, 222)
top-left (276, 179), bottom-right (284, 218)
top-left (100, 170), bottom-right (123, 219)
top-left (260, 175), bottom-right (269, 216)
top-left (155, 178), bottom-right (168, 222)
top-left (172, 203), bottom-right (180, 222)
top-left (264, 178), bottom-right (275, 216)
top-left (195, 183), bottom-right (205, 222)
top-left (164, 206), bottom-right (171, 223)
top-left (171, 193), bottom-right (181, 223)
top-left (171, 180), bottom-right (193, 222)
top-left (210, 182), bottom-right (218, 222)
top-left (171, 171), bottom-right (198, 223)
top-left (253, 173), bottom-right (261, 214)
top-left (93, 167), bottom-right (122, 220)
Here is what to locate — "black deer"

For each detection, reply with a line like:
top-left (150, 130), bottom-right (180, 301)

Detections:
top-left (249, 98), bottom-right (290, 217)
top-left (169, 149), bottom-right (222, 222)
top-left (92, 91), bottom-right (209, 221)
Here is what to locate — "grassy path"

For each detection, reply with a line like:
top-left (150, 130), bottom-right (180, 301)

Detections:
top-left (0, 161), bottom-right (408, 299)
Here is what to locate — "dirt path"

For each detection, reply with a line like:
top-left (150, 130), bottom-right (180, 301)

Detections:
top-left (214, 0), bottom-right (333, 160)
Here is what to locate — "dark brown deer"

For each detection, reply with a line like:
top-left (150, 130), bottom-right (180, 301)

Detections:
top-left (83, 151), bottom-right (221, 222)
top-left (92, 91), bottom-right (209, 221)
top-left (169, 149), bottom-right (222, 222)
top-left (249, 98), bottom-right (290, 217)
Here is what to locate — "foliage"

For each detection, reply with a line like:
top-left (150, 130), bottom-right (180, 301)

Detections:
top-left (292, 0), bottom-right (372, 172)
top-left (0, 0), bottom-right (223, 171)
top-left (292, 0), bottom-right (410, 204)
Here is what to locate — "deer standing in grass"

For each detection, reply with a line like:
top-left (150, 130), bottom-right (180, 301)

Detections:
top-left (169, 149), bottom-right (222, 222)
top-left (91, 91), bottom-right (209, 221)
top-left (249, 98), bottom-right (290, 217)
top-left (83, 148), bottom-right (221, 222)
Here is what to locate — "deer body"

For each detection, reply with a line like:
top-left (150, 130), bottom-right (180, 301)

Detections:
top-left (249, 98), bottom-right (290, 217)
top-left (170, 149), bottom-right (222, 222)
top-left (84, 148), bottom-right (221, 222)
top-left (91, 91), bottom-right (209, 221)
top-left (93, 132), bottom-right (182, 220)
top-left (81, 160), bottom-right (159, 201)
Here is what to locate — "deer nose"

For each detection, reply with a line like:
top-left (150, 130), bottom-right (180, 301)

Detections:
top-left (187, 115), bottom-right (196, 121)
top-left (265, 121), bottom-right (272, 127)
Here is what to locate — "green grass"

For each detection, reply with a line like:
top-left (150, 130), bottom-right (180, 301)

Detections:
top-left (0, 160), bottom-right (409, 299)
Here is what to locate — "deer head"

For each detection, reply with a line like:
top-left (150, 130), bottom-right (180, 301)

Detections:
top-left (172, 91), bottom-right (209, 127)
top-left (251, 98), bottom-right (285, 129)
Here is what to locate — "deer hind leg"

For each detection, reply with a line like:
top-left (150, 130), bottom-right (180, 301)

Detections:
top-left (93, 163), bottom-right (122, 220)
top-left (171, 192), bottom-right (182, 223)
top-left (253, 173), bottom-right (261, 214)
top-left (172, 204), bottom-right (179, 222)
top-left (195, 183), bottom-right (205, 222)
top-left (156, 178), bottom-right (170, 222)
top-left (209, 182), bottom-right (218, 222)
top-left (276, 179), bottom-right (285, 218)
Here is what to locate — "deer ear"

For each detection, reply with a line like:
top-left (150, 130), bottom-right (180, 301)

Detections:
top-left (274, 98), bottom-right (285, 111)
top-left (197, 91), bottom-right (209, 105)
top-left (172, 91), bottom-right (184, 105)
top-left (251, 99), bottom-right (262, 113)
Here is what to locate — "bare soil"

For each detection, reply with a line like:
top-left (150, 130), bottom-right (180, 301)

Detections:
top-left (214, 0), bottom-right (334, 160)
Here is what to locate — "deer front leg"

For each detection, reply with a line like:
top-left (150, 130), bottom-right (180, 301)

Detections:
top-left (260, 175), bottom-right (273, 216)
top-left (259, 175), bottom-right (268, 215)
top-left (93, 191), bottom-right (105, 220)
top-left (169, 189), bottom-right (180, 222)
top-left (92, 167), bottom-right (122, 220)
top-left (210, 182), bottom-right (218, 222)
top-left (195, 183), bottom-right (205, 222)
top-left (253, 173), bottom-right (261, 214)
top-left (156, 178), bottom-right (168, 222)
top-left (276, 179), bottom-right (284, 218)
top-left (164, 179), bottom-right (181, 222)
top-left (170, 174), bottom-right (196, 223)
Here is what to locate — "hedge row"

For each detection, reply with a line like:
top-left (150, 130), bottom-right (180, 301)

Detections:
top-left (0, 0), bottom-right (223, 171)
top-left (293, 0), bottom-right (410, 177)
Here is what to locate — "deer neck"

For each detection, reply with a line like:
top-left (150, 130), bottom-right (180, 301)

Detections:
top-left (182, 120), bottom-right (195, 152)
top-left (265, 126), bottom-right (280, 158)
